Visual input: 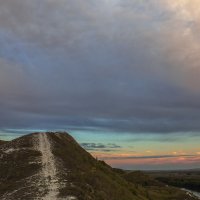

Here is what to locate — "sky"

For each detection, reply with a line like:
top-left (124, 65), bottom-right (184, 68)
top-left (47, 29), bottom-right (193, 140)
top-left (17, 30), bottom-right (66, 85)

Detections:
top-left (0, 0), bottom-right (200, 170)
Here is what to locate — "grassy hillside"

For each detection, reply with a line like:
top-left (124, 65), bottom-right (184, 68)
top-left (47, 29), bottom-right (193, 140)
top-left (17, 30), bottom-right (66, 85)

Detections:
top-left (49, 133), bottom-right (145, 200)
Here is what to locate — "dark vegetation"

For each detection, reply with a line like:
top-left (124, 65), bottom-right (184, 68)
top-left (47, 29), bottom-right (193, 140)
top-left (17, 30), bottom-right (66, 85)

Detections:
top-left (148, 170), bottom-right (200, 192)
top-left (113, 170), bottom-right (199, 200)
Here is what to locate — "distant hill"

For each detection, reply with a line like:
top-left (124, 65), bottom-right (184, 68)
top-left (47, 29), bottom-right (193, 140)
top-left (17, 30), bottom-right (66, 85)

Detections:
top-left (0, 132), bottom-right (198, 200)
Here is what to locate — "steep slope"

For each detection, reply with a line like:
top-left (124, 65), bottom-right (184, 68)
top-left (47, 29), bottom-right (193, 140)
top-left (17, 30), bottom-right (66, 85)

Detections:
top-left (0, 132), bottom-right (198, 200)
top-left (41, 132), bottom-right (145, 200)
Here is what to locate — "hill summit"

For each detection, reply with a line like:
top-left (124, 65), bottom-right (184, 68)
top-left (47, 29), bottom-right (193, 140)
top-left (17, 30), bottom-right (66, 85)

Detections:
top-left (0, 132), bottom-right (198, 200)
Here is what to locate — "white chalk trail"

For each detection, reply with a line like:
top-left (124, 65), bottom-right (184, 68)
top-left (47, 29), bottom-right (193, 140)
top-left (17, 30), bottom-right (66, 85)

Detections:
top-left (37, 133), bottom-right (60, 200)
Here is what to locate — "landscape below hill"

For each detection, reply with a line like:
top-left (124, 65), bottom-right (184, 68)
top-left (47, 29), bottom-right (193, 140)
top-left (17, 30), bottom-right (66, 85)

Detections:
top-left (0, 132), bottom-right (199, 200)
top-left (147, 170), bottom-right (200, 193)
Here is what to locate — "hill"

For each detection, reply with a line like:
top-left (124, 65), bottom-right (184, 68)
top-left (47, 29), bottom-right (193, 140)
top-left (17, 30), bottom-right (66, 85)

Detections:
top-left (0, 132), bottom-right (198, 200)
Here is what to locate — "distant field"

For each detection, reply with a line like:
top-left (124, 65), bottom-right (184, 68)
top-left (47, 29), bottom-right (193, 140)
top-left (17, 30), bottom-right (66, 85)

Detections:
top-left (147, 170), bottom-right (200, 192)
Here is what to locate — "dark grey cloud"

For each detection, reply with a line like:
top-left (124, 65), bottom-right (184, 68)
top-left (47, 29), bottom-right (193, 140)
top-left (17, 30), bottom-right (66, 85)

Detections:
top-left (81, 143), bottom-right (121, 152)
top-left (1, 0), bottom-right (200, 135)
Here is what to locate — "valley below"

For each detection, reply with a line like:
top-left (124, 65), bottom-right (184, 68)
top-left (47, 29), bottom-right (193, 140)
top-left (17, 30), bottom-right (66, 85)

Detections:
top-left (147, 170), bottom-right (200, 192)
top-left (146, 170), bottom-right (200, 199)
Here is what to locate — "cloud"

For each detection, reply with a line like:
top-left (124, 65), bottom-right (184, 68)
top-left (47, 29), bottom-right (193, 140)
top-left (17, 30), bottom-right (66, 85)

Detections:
top-left (101, 154), bottom-right (197, 160)
top-left (1, 0), bottom-right (200, 134)
top-left (81, 142), bottom-right (121, 152)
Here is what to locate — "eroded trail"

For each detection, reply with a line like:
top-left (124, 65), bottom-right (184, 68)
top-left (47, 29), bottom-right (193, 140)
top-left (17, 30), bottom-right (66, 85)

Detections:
top-left (37, 133), bottom-right (59, 200)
